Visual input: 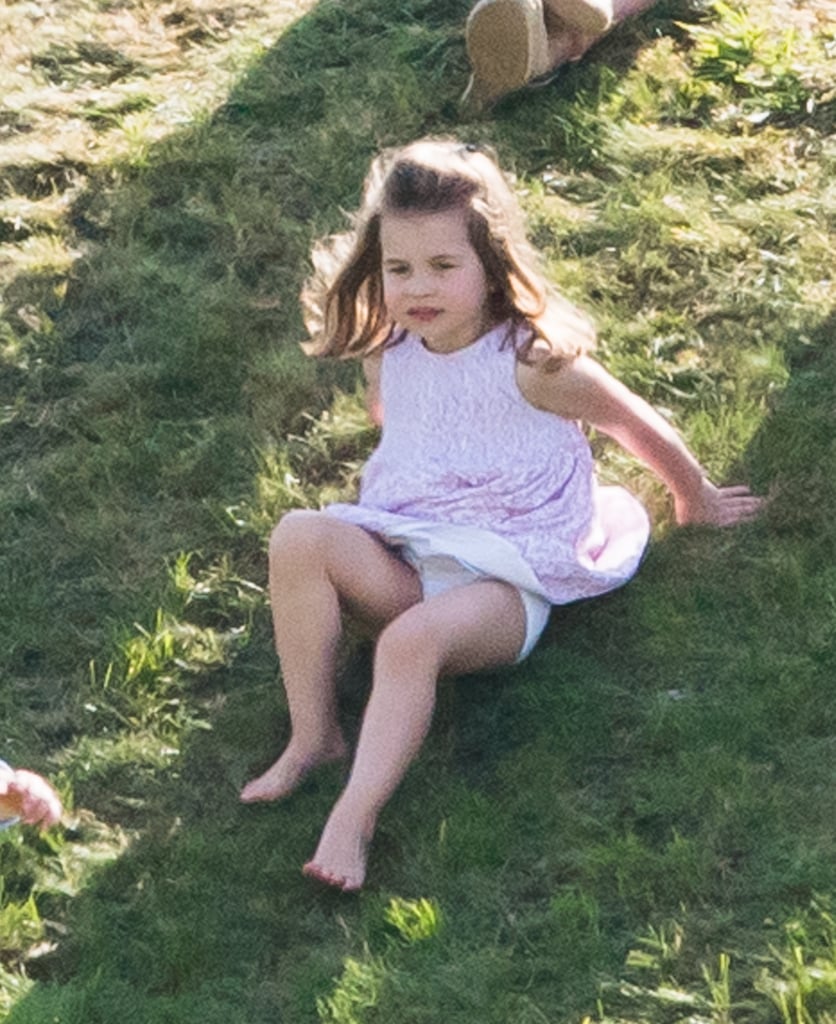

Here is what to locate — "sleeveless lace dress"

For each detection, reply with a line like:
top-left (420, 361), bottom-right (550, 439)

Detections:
top-left (325, 323), bottom-right (649, 605)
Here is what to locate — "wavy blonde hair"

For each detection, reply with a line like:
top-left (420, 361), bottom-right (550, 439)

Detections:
top-left (301, 138), bottom-right (595, 364)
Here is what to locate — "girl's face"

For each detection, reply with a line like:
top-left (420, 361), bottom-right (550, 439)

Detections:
top-left (380, 207), bottom-right (493, 353)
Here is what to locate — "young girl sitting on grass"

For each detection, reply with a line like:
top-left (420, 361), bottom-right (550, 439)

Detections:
top-left (240, 138), bottom-right (763, 891)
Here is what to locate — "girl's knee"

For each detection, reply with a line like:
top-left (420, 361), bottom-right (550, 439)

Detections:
top-left (375, 610), bottom-right (444, 675)
top-left (269, 509), bottom-right (331, 569)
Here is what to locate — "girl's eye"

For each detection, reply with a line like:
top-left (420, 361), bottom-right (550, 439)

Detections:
top-left (386, 265), bottom-right (409, 276)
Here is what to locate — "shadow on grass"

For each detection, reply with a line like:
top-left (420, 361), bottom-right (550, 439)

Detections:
top-left (3, 1), bottom-right (834, 1021)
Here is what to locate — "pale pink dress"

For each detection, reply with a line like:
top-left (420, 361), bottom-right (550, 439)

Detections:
top-left (326, 322), bottom-right (649, 606)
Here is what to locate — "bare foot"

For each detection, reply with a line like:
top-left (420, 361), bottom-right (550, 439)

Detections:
top-left (302, 802), bottom-right (374, 893)
top-left (240, 739), bottom-right (348, 803)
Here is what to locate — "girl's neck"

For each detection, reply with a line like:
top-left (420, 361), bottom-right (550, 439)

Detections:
top-left (418, 314), bottom-right (500, 354)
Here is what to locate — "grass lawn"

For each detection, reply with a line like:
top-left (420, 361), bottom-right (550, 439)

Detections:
top-left (1, 0), bottom-right (834, 1020)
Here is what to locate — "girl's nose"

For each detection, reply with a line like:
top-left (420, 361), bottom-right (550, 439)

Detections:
top-left (406, 272), bottom-right (432, 296)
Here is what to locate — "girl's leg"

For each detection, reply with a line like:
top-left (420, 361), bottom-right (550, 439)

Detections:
top-left (543, 0), bottom-right (658, 67)
top-left (240, 510), bottom-right (423, 803)
top-left (544, 0), bottom-right (612, 34)
top-left (611, 0), bottom-right (658, 17)
top-left (303, 579), bottom-right (527, 891)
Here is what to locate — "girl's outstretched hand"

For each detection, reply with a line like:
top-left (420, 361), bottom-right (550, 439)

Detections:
top-left (0, 769), bottom-right (63, 829)
top-left (675, 479), bottom-right (765, 527)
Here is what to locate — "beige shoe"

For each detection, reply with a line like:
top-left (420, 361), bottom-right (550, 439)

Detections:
top-left (463, 0), bottom-right (551, 106)
top-left (543, 0), bottom-right (613, 34)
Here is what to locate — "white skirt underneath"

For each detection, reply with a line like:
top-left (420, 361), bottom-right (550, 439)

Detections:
top-left (325, 513), bottom-right (553, 660)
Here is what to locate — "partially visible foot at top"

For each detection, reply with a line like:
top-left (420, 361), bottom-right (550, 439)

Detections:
top-left (462, 0), bottom-right (551, 108)
top-left (240, 738), bottom-right (348, 804)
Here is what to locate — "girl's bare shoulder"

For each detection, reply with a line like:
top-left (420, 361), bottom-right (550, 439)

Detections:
top-left (516, 349), bottom-right (609, 421)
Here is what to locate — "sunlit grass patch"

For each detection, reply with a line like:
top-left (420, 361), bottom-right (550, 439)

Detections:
top-left (315, 900), bottom-right (445, 1024)
top-left (0, 236), bottom-right (82, 278)
top-left (72, 552), bottom-right (264, 746)
top-left (0, 0), bottom-right (320, 302)
top-left (618, 0), bottom-right (836, 134)
top-left (597, 897), bottom-right (836, 1024)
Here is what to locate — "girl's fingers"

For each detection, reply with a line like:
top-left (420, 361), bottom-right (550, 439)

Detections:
top-left (722, 498), bottom-right (763, 524)
top-left (719, 485), bottom-right (760, 499)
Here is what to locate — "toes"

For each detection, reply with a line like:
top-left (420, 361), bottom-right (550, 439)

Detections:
top-left (239, 781), bottom-right (275, 803)
top-left (302, 861), bottom-right (362, 894)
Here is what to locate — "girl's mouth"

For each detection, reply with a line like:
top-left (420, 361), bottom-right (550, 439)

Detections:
top-left (407, 307), bottom-right (441, 322)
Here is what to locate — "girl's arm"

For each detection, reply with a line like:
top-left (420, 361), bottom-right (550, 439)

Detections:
top-left (519, 354), bottom-right (764, 526)
top-left (363, 351), bottom-right (384, 427)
